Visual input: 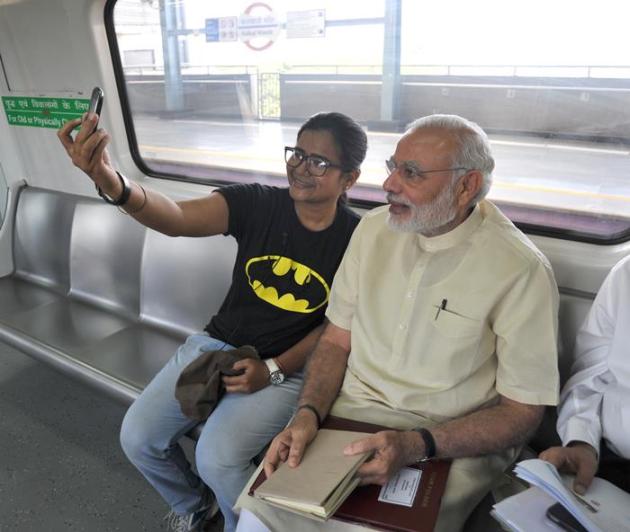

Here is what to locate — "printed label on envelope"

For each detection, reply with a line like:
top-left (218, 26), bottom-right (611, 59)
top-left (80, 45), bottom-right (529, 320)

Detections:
top-left (378, 467), bottom-right (422, 507)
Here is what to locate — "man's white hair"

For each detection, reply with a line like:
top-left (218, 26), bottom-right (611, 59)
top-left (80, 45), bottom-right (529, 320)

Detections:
top-left (406, 114), bottom-right (494, 204)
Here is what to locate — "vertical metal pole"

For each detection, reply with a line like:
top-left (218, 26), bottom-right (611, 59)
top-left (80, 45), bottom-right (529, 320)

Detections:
top-left (177, 0), bottom-right (189, 66)
top-left (159, 0), bottom-right (184, 112)
top-left (381, 0), bottom-right (402, 125)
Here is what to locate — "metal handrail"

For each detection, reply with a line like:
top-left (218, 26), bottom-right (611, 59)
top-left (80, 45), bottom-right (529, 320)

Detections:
top-left (122, 63), bottom-right (630, 79)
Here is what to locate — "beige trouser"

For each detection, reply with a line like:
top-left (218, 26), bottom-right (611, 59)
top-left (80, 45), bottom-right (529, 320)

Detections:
top-left (234, 394), bottom-right (518, 532)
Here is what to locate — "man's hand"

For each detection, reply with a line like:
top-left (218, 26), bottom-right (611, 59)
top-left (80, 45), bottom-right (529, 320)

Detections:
top-left (263, 409), bottom-right (319, 478)
top-left (539, 442), bottom-right (598, 494)
top-left (57, 114), bottom-right (118, 191)
top-left (344, 430), bottom-right (420, 486)
top-left (222, 358), bottom-right (270, 394)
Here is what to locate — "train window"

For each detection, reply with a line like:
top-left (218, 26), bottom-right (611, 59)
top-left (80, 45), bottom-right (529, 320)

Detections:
top-left (106, 0), bottom-right (630, 243)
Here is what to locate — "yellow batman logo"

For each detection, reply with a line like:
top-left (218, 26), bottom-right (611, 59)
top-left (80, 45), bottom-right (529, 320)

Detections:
top-left (245, 255), bottom-right (330, 313)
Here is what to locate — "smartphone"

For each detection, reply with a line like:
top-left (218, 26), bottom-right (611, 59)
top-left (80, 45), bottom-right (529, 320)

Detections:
top-left (87, 86), bottom-right (104, 124)
top-left (546, 503), bottom-right (588, 532)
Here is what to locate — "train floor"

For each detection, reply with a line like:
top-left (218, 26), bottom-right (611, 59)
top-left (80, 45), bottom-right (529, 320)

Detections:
top-left (1, 343), bottom-right (503, 532)
top-left (0, 344), bottom-right (222, 532)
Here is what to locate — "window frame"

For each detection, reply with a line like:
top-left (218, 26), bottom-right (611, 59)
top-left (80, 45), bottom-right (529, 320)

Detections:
top-left (104, 0), bottom-right (630, 245)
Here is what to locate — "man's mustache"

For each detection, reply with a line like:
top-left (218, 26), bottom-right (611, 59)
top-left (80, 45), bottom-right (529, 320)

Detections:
top-left (386, 192), bottom-right (412, 206)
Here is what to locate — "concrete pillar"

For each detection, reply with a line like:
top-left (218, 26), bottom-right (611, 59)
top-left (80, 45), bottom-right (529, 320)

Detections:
top-left (159, 0), bottom-right (184, 112)
top-left (380, 0), bottom-right (402, 126)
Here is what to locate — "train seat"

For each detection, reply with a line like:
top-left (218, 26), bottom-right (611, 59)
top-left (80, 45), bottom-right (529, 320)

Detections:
top-left (0, 186), bottom-right (236, 402)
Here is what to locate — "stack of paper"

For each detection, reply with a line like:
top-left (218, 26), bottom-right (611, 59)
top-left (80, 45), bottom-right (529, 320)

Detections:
top-left (496, 459), bottom-right (630, 532)
top-left (491, 486), bottom-right (567, 532)
top-left (253, 429), bottom-right (371, 519)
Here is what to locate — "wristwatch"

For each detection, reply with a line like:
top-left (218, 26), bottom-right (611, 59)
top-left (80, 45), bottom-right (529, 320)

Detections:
top-left (96, 171), bottom-right (131, 206)
top-left (264, 358), bottom-right (285, 385)
top-left (412, 427), bottom-right (436, 461)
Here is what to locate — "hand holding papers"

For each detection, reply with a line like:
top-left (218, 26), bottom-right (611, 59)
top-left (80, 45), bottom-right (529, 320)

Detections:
top-left (539, 443), bottom-right (599, 495)
top-left (492, 459), bottom-right (630, 532)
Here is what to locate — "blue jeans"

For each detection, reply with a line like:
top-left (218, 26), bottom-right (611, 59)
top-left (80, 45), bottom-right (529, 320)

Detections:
top-left (120, 333), bottom-right (303, 532)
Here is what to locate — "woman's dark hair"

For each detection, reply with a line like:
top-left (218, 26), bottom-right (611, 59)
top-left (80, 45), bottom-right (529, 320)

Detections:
top-left (297, 112), bottom-right (368, 173)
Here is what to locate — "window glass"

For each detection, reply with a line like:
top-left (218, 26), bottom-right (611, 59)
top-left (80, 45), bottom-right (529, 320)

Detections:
top-left (109, 0), bottom-right (630, 242)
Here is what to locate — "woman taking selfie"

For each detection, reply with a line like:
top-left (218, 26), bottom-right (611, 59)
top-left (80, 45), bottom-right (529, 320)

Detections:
top-left (58, 111), bottom-right (367, 532)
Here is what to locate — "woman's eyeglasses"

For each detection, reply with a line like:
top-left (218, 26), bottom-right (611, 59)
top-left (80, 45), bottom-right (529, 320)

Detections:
top-left (285, 146), bottom-right (343, 177)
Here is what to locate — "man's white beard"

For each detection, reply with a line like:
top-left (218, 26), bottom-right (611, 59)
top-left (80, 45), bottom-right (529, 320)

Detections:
top-left (387, 179), bottom-right (459, 235)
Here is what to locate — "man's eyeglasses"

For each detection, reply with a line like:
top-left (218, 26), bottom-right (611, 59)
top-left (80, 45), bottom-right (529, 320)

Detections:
top-left (385, 157), bottom-right (468, 184)
top-left (285, 146), bottom-right (343, 177)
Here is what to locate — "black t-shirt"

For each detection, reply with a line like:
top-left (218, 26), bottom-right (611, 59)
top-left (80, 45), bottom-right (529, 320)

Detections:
top-left (205, 184), bottom-right (359, 358)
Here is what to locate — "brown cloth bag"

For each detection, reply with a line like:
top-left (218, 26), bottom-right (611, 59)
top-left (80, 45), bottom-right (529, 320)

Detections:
top-left (175, 345), bottom-right (259, 421)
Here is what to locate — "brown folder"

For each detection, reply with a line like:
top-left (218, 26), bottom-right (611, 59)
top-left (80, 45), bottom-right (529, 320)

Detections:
top-left (249, 415), bottom-right (451, 532)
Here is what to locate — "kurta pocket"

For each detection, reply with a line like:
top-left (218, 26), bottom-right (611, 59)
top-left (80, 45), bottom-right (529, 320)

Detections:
top-left (430, 308), bottom-right (482, 338)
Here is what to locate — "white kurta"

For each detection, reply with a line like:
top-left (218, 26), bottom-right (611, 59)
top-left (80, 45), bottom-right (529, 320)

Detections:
top-left (558, 254), bottom-right (630, 458)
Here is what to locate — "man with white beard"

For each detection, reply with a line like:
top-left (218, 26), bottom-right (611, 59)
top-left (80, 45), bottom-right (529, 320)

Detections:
top-left (235, 114), bottom-right (561, 532)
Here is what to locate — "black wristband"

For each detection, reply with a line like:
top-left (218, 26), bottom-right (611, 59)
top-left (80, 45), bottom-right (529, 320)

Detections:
top-left (296, 404), bottom-right (322, 429)
top-left (412, 427), bottom-right (436, 461)
top-left (97, 171), bottom-right (131, 206)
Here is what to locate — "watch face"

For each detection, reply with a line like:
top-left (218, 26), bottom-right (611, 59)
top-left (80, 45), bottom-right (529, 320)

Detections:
top-left (270, 371), bottom-right (285, 385)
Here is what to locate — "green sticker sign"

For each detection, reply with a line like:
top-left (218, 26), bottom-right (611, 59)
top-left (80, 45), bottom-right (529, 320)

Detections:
top-left (2, 96), bottom-right (89, 129)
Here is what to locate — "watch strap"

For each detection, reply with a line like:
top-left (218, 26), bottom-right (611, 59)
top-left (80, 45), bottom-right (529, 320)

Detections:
top-left (97, 171), bottom-right (131, 206)
top-left (296, 404), bottom-right (322, 429)
top-left (412, 427), bottom-right (437, 461)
